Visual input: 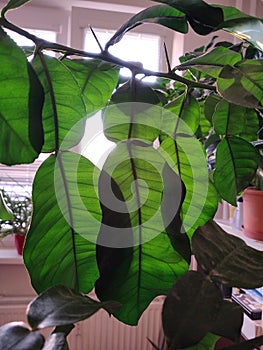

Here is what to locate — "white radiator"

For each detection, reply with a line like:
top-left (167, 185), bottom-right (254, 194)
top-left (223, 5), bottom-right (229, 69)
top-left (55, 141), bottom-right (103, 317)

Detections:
top-left (0, 296), bottom-right (165, 350)
top-left (67, 297), bottom-right (164, 350)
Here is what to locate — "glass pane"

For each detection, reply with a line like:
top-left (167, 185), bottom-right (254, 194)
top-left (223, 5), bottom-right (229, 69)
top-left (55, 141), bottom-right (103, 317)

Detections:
top-left (4, 28), bottom-right (57, 56)
top-left (84, 28), bottom-right (160, 78)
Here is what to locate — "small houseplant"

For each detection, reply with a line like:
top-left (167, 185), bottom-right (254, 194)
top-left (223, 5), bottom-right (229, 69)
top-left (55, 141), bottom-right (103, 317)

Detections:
top-left (0, 189), bottom-right (32, 254)
top-left (0, 0), bottom-right (263, 349)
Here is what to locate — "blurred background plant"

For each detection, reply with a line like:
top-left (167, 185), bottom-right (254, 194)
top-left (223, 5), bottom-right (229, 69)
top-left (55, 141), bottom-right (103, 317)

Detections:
top-left (0, 189), bottom-right (32, 239)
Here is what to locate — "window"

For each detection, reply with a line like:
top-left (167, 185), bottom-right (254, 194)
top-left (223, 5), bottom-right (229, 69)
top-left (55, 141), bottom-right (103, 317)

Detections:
top-left (5, 28), bottom-right (57, 48)
top-left (4, 28), bottom-right (57, 57)
top-left (84, 28), bottom-right (161, 78)
top-left (71, 7), bottom-right (174, 72)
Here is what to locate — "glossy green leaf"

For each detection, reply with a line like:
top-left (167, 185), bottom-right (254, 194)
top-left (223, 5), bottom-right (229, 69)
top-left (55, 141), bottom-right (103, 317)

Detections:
top-left (213, 100), bottom-right (246, 135)
top-left (98, 142), bottom-right (165, 245)
top-left (204, 94), bottom-right (221, 123)
top-left (239, 108), bottom-right (259, 141)
top-left (42, 325), bottom-right (74, 350)
top-left (211, 300), bottom-right (243, 342)
top-left (24, 152), bottom-right (101, 294)
top-left (63, 59), bottom-right (119, 114)
top-left (181, 333), bottom-right (219, 350)
top-left (95, 141), bottom-right (189, 324)
top-left (162, 271), bottom-right (222, 349)
top-left (213, 100), bottom-right (259, 141)
top-left (193, 220), bottom-right (263, 288)
top-left (165, 92), bottom-right (200, 133)
top-left (0, 28), bottom-right (44, 165)
top-left (214, 136), bottom-right (259, 205)
top-left (152, 0), bottom-right (224, 35)
top-left (198, 100), bottom-right (212, 138)
top-left (0, 322), bottom-right (44, 350)
top-left (27, 285), bottom-right (120, 329)
top-left (103, 80), bottom-right (161, 142)
top-left (216, 5), bottom-right (263, 51)
top-left (161, 102), bottom-right (218, 237)
top-left (105, 5), bottom-right (187, 49)
top-left (32, 55), bottom-right (86, 152)
top-left (217, 60), bottom-right (263, 109)
top-left (1, 0), bottom-right (31, 16)
top-left (96, 231), bottom-right (188, 325)
top-left (177, 47), bottom-right (242, 78)
top-left (161, 164), bottom-right (191, 264)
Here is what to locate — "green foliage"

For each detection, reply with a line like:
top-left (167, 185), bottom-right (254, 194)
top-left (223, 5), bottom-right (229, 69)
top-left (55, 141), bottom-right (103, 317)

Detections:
top-left (0, 285), bottom-right (119, 349)
top-left (105, 5), bottom-right (188, 50)
top-left (0, 0), bottom-right (263, 348)
top-left (0, 28), bottom-right (43, 164)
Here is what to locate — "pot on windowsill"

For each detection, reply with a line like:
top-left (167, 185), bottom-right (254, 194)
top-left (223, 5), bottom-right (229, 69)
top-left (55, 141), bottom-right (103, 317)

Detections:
top-left (242, 187), bottom-right (263, 241)
top-left (14, 233), bottom-right (26, 255)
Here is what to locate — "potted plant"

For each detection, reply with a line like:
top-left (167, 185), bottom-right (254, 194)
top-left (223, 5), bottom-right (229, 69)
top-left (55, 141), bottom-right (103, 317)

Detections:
top-left (0, 0), bottom-right (263, 349)
top-left (242, 140), bottom-right (263, 240)
top-left (0, 189), bottom-right (32, 254)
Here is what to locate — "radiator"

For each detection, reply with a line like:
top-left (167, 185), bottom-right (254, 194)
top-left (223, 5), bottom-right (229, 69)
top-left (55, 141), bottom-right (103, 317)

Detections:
top-left (0, 296), bottom-right (165, 350)
top-left (67, 297), bottom-right (165, 350)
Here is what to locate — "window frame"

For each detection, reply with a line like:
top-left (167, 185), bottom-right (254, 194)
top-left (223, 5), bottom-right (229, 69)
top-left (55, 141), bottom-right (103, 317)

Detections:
top-left (71, 7), bottom-right (175, 72)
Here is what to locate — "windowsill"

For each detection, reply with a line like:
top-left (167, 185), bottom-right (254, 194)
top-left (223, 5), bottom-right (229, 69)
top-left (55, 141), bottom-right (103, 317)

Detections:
top-left (0, 220), bottom-right (262, 265)
top-left (216, 219), bottom-right (263, 251)
top-left (0, 248), bottom-right (23, 264)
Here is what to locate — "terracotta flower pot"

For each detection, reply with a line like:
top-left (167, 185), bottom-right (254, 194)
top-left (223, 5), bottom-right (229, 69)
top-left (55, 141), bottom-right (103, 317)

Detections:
top-left (242, 187), bottom-right (263, 241)
top-left (14, 234), bottom-right (26, 255)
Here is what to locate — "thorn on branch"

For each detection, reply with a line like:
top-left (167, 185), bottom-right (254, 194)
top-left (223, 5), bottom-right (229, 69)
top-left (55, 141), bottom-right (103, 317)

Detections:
top-left (164, 42), bottom-right (172, 73)
top-left (89, 26), bottom-right (103, 53)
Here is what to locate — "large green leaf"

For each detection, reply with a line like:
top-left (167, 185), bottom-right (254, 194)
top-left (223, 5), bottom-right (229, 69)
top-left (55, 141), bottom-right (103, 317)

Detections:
top-left (165, 92), bottom-right (200, 133)
top-left (32, 56), bottom-right (86, 152)
top-left (239, 108), bottom-right (259, 142)
top-left (24, 152), bottom-right (101, 294)
top-left (102, 80), bottom-right (161, 147)
top-left (95, 141), bottom-right (189, 325)
top-left (193, 220), bottom-right (263, 288)
top-left (0, 28), bottom-right (44, 165)
top-left (103, 105), bottom-right (161, 143)
top-left (213, 99), bottom-right (259, 141)
top-left (213, 100), bottom-right (246, 136)
top-left (161, 164), bottom-right (191, 264)
top-left (105, 5), bottom-right (187, 49)
top-left (27, 285), bottom-right (120, 330)
top-left (162, 271), bottom-right (222, 349)
top-left (161, 98), bottom-right (218, 237)
top-left (98, 142), bottom-right (165, 245)
top-left (211, 301), bottom-right (243, 342)
top-left (177, 47), bottom-right (242, 78)
top-left (63, 59), bottom-right (119, 114)
top-left (0, 322), bottom-right (44, 350)
top-left (1, 0), bottom-right (31, 16)
top-left (217, 60), bottom-right (263, 109)
top-left (215, 5), bottom-right (263, 51)
top-left (214, 136), bottom-right (259, 205)
top-left (96, 230), bottom-right (188, 325)
top-left (152, 0), bottom-right (224, 35)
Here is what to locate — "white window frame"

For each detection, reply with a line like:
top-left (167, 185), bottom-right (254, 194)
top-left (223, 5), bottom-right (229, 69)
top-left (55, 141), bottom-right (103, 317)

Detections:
top-left (3, 4), bottom-right (70, 46)
top-left (71, 7), bottom-right (175, 72)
